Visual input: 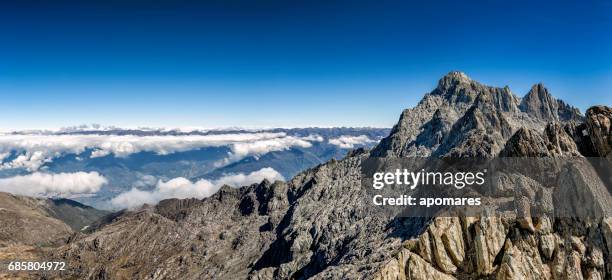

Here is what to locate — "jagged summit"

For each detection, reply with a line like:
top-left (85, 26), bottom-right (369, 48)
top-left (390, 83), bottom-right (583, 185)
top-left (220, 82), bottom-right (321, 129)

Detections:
top-left (429, 71), bottom-right (485, 106)
top-left (519, 83), bottom-right (583, 122)
top-left (371, 72), bottom-right (588, 158)
top-left (520, 83), bottom-right (559, 119)
top-left (437, 71), bottom-right (472, 88)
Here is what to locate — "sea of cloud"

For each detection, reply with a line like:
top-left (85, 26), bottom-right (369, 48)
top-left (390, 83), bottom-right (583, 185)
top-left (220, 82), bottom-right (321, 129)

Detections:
top-left (110, 167), bottom-right (284, 209)
top-left (0, 171), bottom-right (107, 197)
top-left (0, 131), bottom-right (378, 207)
top-left (0, 132), bottom-right (322, 171)
top-left (0, 132), bottom-right (377, 171)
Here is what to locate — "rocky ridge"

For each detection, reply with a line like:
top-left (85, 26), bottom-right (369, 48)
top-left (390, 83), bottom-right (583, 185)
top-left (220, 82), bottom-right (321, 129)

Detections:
top-left (0, 192), bottom-right (109, 279)
top-left (0, 192), bottom-right (108, 247)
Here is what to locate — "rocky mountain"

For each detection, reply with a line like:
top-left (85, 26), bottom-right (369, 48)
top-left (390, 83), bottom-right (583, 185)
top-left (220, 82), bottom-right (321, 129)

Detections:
top-left (371, 72), bottom-right (583, 158)
top-left (2, 72), bottom-right (610, 280)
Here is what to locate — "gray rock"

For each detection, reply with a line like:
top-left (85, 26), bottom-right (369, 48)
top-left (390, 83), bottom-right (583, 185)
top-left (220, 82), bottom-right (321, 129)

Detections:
top-left (586, 106), bottom-right (612, 157)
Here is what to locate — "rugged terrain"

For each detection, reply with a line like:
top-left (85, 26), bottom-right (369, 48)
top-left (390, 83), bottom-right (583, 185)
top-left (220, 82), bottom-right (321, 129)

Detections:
top-left (2, 72), bottom-right (611, 279)
top-left (0, 192), bottom-right (108, 247)
top-left (0, 192), bottom-right (108, 279)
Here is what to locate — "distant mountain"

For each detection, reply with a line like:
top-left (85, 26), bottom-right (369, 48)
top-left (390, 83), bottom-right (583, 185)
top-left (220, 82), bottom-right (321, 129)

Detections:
top-left (38, 72), bottom-right (610, 279)
top-left (14, 126), bottom-right (389, 137)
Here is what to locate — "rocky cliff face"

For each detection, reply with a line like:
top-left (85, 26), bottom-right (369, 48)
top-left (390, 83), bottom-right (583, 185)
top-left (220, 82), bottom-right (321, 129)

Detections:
top-left (45, 72), bottom-right (610, 280)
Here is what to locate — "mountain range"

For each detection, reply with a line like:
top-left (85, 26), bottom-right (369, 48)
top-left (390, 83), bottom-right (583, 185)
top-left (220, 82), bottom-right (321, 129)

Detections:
top-left (0, 72), bottom-right (610, 280)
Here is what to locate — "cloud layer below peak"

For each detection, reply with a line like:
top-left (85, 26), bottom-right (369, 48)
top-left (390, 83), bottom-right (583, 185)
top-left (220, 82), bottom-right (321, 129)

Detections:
top-left (0, 171), bottom-right (107, 197)
top-left (0, 132), bottom-right (316, 171)
top-left (110, 167), bottom-right (284, 209)
top-left (328, 135), bottom-right (377, 149)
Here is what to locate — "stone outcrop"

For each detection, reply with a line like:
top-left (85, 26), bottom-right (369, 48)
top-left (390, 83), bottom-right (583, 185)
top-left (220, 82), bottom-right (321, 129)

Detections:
top-left (586, 106), bottom-right (612, 158)
top-left (375, 249), bottom-right (457, 280)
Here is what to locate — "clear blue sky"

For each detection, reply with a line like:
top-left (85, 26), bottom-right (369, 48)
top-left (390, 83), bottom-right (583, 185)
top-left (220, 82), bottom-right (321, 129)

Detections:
top-left (0, 0), bottom-right (610, 130)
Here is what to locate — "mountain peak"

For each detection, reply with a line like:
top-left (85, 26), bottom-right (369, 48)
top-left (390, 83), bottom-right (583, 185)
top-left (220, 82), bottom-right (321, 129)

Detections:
top-left (437, 71), bottom-right (472, 89)
top-left (525, 83), bottom-right (550, 99)
top-left (430, 71), bottom-right (485, 105)
top-left (520, 83), bottom-right (582, 122)
top-left (372, 73), bottom-right (587, 158)
top-left (445, 70), bottom-right (470, 80)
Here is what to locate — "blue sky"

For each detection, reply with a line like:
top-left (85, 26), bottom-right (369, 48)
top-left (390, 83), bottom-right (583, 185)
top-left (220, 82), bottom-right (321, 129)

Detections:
top-left (0, 0), bottom-right (610, 130)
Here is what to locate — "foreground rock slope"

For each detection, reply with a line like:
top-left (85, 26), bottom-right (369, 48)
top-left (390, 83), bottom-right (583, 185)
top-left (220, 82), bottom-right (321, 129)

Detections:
top-left (47, 72), bottom-right (611, 279)
top-left (0, 192), bottom-right (108, 247)
top-left (0, 192), bottom-right (108, 279)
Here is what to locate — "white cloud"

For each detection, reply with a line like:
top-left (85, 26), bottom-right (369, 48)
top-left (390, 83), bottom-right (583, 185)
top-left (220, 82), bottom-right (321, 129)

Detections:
top-left (109, 188), bottom-right (158, 209)
top-left (132, 174), bottom-right (158, 188)
top-left (110, 167), bottom-right (284, 209)
top-left (0, 132), bottom-right (314, 171)
top-left (213, 167), bottom-right (284, 187)
top-left (0, 171), bottom-right (107, 197)
top-left (302, 134), bottom-right (324, 142)
top-left (328, 135), bottom-right (377, 149)
top-left (217, 137), bottom-right (313, 166)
